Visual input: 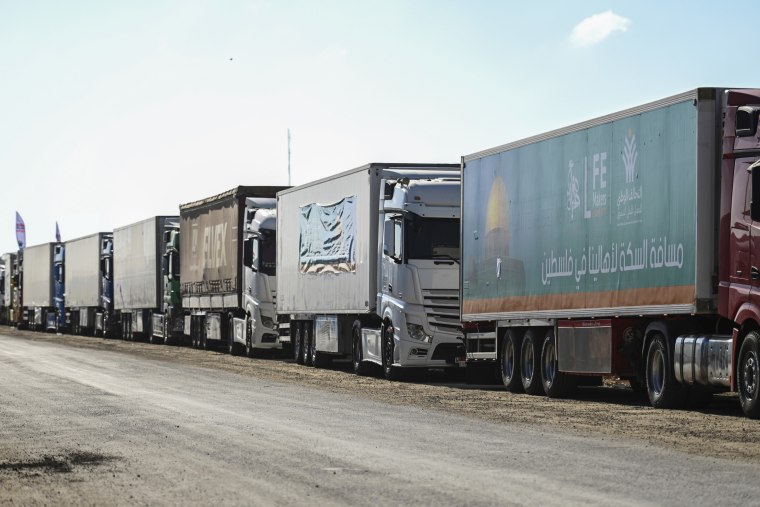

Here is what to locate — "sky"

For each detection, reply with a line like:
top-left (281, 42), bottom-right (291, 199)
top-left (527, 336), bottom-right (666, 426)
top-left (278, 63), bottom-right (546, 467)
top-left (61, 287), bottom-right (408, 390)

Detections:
top-left (2, 0), bottom-right (760, 254)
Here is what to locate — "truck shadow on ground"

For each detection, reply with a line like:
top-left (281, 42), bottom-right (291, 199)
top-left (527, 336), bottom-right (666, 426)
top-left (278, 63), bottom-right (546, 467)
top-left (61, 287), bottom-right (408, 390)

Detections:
top-left (300, 357), bottom-right (748, 419)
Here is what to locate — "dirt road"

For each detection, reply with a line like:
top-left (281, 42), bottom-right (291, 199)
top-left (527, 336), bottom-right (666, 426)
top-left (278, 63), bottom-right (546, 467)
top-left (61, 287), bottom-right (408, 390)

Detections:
top-left (1, 328), bottom-right (759, 505)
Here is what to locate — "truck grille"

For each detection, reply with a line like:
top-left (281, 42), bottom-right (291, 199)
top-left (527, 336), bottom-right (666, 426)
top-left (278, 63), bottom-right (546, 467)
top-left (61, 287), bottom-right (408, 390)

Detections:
top-left (422, 289), bottom-right (461, 333)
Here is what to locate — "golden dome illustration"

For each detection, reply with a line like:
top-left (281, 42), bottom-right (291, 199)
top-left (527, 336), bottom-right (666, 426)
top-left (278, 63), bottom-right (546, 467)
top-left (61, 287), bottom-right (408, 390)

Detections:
top-left (485, 175), bottom-right (509, 258)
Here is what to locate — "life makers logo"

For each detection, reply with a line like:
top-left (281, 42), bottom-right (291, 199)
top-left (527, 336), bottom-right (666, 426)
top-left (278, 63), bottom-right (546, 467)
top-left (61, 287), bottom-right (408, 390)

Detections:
top-left (566, 160), bottom-right (581, 220)
top-left (616, 129), bottom-right (643, 225)
top-left (622, 130), bottom-right (638, 184)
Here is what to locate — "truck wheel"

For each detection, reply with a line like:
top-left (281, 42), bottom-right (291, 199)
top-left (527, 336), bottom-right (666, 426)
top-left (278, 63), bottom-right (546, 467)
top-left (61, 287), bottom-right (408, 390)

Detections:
top-left (163, 318), bottom-right (172, 346)
top-left (352, 322), bottom-right (371, 376)
top-left (738, 331), bottom-right (760, 419)
top-left (305, 323), bottom-right (315, 367)
top-left (245, 316), bottom-right (255, 358)
top-left (520, 329), bottom-right (543, 395)
top-left (541, 329), bottom-right (575, 398)
top-left (382, 321), bottom-right (401, 381)
top-left (645, 333), bottom-right (685, 409)
top-left (190, 320), bottom-right (197, 348)
top-left (293, 322), bottom-right (304, 364)
top-left (500, 329), bottom-right (523, 392)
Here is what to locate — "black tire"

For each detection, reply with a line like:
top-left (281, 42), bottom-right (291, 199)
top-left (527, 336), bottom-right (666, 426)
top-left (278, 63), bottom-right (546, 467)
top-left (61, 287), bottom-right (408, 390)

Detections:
top-left (294, 323), bottom-right (304, 365)
top-left (382, 321), bottom-right (401, 381)
top-left (245, 316), bottom-right (255, 358)
top-left (163, 317), bottom-right (172, 345)
top-left (200, 321), bottom-right (209, 350)
top-left (738, 331), bottom-right (760, 419)
top-left (520, 329), bottom-right (543, 395)
top-left (645, 333), bottom-right (685, 409)
top-left (352, 322), bottom-right (371, 376)
top-left (540, 329), bottom-right (576, 398)
top-left (500, 329), bottom-right (523, 392)
top-left (306, 323), bottom-right (316, 367)
top-left (103, 314), bottom-right (110, 339)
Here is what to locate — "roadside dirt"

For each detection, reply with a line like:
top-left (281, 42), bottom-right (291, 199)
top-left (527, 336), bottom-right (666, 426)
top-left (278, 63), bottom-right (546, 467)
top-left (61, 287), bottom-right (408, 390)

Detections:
top-left (4, 327), bottom-right (760, 464)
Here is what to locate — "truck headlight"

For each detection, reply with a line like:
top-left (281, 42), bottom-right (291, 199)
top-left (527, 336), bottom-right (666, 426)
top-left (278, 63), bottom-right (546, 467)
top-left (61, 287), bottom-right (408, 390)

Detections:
top-left (260, 315), bottom-right (275, 329)
top-left (406, 323), bottom-right (432, 343)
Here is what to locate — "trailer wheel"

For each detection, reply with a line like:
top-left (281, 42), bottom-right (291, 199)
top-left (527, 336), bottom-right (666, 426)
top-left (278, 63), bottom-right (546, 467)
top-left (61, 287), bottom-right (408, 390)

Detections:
top-left (305, 322), bottom-right (315, 367)
top-left (645, 333), bottom-right (684, 409)
top-left (352, 322), bottom-right (371, 376)
top-left (520, 329), bottom-right (543, 395)
top-left (738, 331), bottom-right (760, 419)
top-left (382, 321), bottom-right (401, 381)
top-left (200, 322), bottom-right (209, 350)
top-left (293, 322), bottom-right (304, 364)
top-left (500, 329), bottom-right (523, 392)
top-left (163, 318), bottom-right (172, 346)
top-left (245, 316), bottom-right (255, 358)
top-left (541, 329), bottom-right (576, 398)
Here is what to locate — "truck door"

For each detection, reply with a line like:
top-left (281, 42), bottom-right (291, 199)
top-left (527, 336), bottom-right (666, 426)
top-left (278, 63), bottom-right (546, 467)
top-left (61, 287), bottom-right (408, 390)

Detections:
top-left (748, 161), bottom-right (760, 301)
top-left (730, 161), bottom-right (751, 314)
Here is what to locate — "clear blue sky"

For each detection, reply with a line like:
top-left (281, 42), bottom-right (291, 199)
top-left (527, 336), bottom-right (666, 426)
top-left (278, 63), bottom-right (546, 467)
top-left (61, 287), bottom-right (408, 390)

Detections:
top-left (2, 0), bottom-right (759, 254)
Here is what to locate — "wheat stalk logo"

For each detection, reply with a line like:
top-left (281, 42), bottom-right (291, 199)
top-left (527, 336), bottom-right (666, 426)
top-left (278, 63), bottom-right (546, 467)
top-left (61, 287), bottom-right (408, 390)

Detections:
top-left (566, 160), bottom-right (580, 220)
top-left (622, 130), bottom-right (638, 184)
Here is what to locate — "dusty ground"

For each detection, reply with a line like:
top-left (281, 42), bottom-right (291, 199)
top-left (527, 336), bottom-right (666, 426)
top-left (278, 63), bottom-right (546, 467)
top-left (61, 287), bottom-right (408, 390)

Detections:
top-left (3, 325), bottom-right (760, 466)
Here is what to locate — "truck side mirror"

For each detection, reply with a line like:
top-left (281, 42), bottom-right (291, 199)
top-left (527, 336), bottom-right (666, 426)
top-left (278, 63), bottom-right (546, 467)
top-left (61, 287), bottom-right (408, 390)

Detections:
top-left (162, 255), bottom-right (169, 277)
top-left (383, 220), bottom-right (395, 258)
top-left (737, 106), bottom-right (760, 138)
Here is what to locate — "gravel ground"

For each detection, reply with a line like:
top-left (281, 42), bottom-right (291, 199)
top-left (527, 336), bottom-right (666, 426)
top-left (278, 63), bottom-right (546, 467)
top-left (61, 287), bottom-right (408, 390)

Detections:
top-left (1, 327), bottom-right (759, 505)
top-left (3, 327), bottom-right (759, 462)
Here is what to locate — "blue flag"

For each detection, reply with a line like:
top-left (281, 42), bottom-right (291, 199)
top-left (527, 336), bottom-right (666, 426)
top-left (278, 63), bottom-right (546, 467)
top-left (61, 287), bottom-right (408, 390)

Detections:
top-left (15, 212), bottom-right (26, 250)
top-left (56, 221), bottom-right (61, 243)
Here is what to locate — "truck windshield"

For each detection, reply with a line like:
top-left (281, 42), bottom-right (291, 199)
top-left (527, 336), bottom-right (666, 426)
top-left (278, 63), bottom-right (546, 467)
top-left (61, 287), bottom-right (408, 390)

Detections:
top-left (259, 230), bottom-right (276, 276)
top-left (405, 218), bottom-right (459, 262)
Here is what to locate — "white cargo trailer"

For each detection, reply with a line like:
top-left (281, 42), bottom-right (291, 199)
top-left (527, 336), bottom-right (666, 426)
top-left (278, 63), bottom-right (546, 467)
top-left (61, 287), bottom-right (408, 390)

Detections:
top-left (21, 242), bottom-right (63, 331)
top-left (277, 163), bottom-right (464, 378)
top-left (114, 216), bottom-right (178, 342)
top-left (64, 232), bottom-right (112, 335)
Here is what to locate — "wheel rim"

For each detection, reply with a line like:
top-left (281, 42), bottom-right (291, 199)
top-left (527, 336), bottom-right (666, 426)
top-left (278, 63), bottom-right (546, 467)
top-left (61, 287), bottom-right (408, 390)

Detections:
top-left (353, 329), bottom-right (361, 369)
top-left (384, 325), bottom-right (394, 371)
top-left (502, 339), bottom-right (514, 381)
top-left (542, 340), bottom-right (555, 387)
top-left (310, 329), bottom-right (316, 363)
top-left (522, 339), bottom-right (534, 383)
top-left (648, 346), bottom-right (665, 397)
top-left (741, 351), bottom-right (758, 400)
top-left (246, 318), bottom-right (252, 355)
